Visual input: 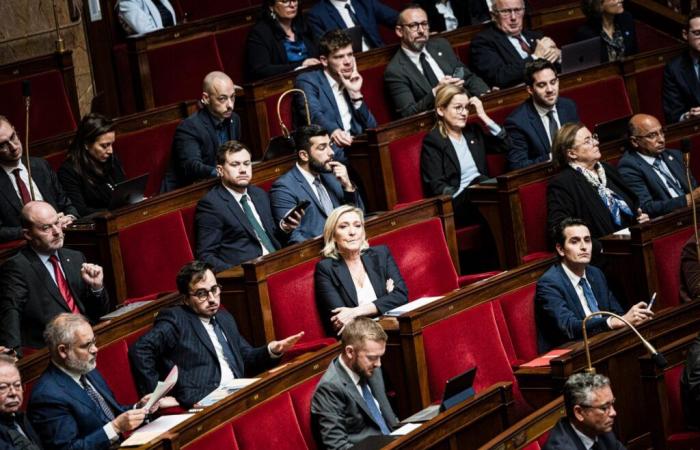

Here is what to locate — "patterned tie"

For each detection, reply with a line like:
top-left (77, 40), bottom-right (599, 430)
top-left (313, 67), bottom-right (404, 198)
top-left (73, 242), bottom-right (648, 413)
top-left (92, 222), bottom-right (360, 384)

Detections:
top-left (579, 278), bottom-right (599, 313)
top-left (11, 168), bottom-right (32, 205)
top-left (546, 110), bottom-right (559, 145)
top-left (239, 194), bottom-right (276, 253)
top-left (517, 35), bottom-right (532, 55)
top-left (419, 53), bottom-right (439, 87)
top-left (313, 177), bottom-right (335, 216)
top-left (80, 376), bottom-right (115, 421)
top-left (211, 316), bottom-right (242, 378)
top-left (360, 380), bottom-right (390, 435)
top-left (48, 255), bottom-right (79, 314)
top-left (652, 157), bottom-right (684, 197)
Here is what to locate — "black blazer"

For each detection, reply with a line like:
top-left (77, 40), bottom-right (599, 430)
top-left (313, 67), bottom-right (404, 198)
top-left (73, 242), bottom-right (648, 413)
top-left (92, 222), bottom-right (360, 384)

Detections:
top-left (195, 184), bottom-right (286, 273)
top-left (574, 11), bottom-right (638, 63)
top-left (314, 245), bottom-right (408, 336)
top-left (0, 412), bottom-right (43, 449)
top-left (245, 16), bottom-right (318, 81)
top-left (57, 156), bottom-right (126, 216)
top-left (0, 247), bottom-right (110, 351)
top-left (0, 158), bottom-right (79, 242)
top-left (129, 305), bottom-right (277, 408)
top-left (420, 125), bottom-right (507, 197)
top-left (664, 51), bottom-right (700, 124)
top-left (543, 418), bottom-right (626, 450)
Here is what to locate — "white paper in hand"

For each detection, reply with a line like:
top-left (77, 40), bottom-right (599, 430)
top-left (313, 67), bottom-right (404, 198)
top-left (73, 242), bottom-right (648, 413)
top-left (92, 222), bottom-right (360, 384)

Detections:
top-left (144, 365), bottom-right (178, 411)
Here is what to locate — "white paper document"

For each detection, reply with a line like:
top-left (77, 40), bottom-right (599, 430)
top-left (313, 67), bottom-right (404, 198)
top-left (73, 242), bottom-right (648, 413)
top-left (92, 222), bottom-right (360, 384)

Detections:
top-left (120, 414), bottom-right (193, 446)
top-left (384, 296), bottom-right (443, 316)
top-left (144, 366), bottom-right (178, 411)
top-left (390, 422), bottom-right (422, 436)
top-left (613, 227), bottom-right (630, 236)
top-left (100, 301), bottom-right (153, 320)
top-left (196, 378), bottom-right (261, 407)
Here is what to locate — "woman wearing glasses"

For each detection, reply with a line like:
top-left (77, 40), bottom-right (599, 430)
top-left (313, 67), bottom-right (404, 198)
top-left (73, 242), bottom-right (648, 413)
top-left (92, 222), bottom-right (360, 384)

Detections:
top-left (245, 0), bottom-right (320, 81)
top-left (575, 0), bottom-right (638, 62)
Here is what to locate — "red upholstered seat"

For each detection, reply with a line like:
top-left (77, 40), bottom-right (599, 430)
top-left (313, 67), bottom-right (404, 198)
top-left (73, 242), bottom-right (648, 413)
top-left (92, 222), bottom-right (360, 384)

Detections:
top-left (538, 432), bottom-right (551, 446)
top-left (232, 393), bottom-right (309, 450)
top-left (522, 442), bottom-right (541, 450)
top-left (388, 131), bottom-right (429, 205)
top-left (147, 34), bottom-right (224, 107)
top-left (519, 180), bottom-right (550, 261)
top-left (378, 26), bottom-right (400, 47)
top-left (652, 227), bottom-right (694, 308)
top-left (216, 25), bottom-right (255, 85)
top-left (96, 339), bottom-right (140, 405)
top-left (538, 18), bottom-right (586, 46)
top-left (666, 364), bottom-right (686, 433)
top-left (453, 42), bottom-right (471, 66)
top-left (359, 64), bottom-right (392, 125)
top-left (636, 21), bottom-right (680, 52)
top-left (632, 65), bottom-right (666, 124)
top-left (44, 152), bottom-right (66, 172)
top-left (112, 44), bottom-right (138, 114)
top-left (494, 283), bottom-right (539, 365)
top-left (183, 424), bottom-right (238, 450)
top-left (264, 92), bottom-right (289, 141)
top-left (289, 374), bottom-right (323, 450)
top-left (180, 205), bottom-right (197, 254)
top-left (563, 77), bottom-right (632, 127)
top-left (0, 240), bottom-right (23, 251)
top-left (486, 154), bottom-right (507, 177)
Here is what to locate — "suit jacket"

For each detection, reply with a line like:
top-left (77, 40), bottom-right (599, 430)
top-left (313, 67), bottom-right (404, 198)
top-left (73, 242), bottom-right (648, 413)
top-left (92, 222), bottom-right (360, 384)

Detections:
top-left (117, 0), bottom-right (176, 36)
top-left (306, 0), bottom-right (397, 48)
top-left (420, 125), bottom-right (507, 197)
top-left (311, 357), bottom-right (399, 450)
top-left (385, 38), bottom-right (489, 118)
top-left (682, 334), bottom-right (700, 430)
top-left (162, 108), bottom-right (241, 192)
top-left (0, 157), bottom-right (79, 242)
top-left (295, 69), bottom-right (377, 135)
top-left (0, 412), bottom-right (43, 450)
top-left (664, 51), bottom-right (700, 124)
top-left (469, 24), bottom-right (544, 89)
top-left (504, 97), bottom-right (580, 170)
top-left (129, 305), bottom-right (277, 408)
top-left (574, 12), bottom-right (638, 63)
top-left (269, 165), bottom-right (364, 244)
top-left (314, 245), bottom-right (409, 335)
top-left (57, 156), bottom-right (126, 216)
top-left (618, 149), bottom-right (696, 218)
top-left (0, 247), bottom-right (110, 351)
top-left (543, 418), bottom-right (626, 450)
top-left (28, 364), bottom-right (129, 450)
top-left (535, 262), bottom-right (624, 353)
top-left (195, 184), bottom-right (285, 273)
top-left (681, 234), bottom-right (700, 303)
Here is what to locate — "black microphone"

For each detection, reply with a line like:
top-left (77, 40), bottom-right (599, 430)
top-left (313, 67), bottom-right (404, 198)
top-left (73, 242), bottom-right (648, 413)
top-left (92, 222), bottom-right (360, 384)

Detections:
top-left (22, 80), bottom-right (31, 98)
top-left (652, 352), bottom-right (668, 368)
top-left (682, 138), bottom-right (692, 154)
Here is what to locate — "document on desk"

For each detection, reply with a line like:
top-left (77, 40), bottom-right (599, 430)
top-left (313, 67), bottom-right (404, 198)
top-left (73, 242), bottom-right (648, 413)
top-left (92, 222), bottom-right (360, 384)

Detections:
top-left (120, 414), bottom-right (194, 446)
top-left (100, 301), bottom-right (153, 320)
top-left (613, 227), bottom-right (630, 237)
top-left (143, 365), bottom-right (178, 411)
top-left (390, 423), bottom-right (422, 435)
top-left (384, 297), bottom-right (443, 316)
top-left (197, 378), bottom-right (261, 407)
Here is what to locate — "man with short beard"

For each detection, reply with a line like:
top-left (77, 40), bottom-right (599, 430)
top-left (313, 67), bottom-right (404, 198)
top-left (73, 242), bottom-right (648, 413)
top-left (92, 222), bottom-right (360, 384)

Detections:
top-left (270, 124), bottom-right (364, 244)
top-left (0, 354), bottom-right (43, 449)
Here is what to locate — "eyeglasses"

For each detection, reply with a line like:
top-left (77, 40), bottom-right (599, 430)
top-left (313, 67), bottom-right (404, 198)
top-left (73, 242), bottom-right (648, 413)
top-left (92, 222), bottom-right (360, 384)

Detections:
top-left (575, 133), bottom-right (599, 147)
top-left (190, 284), bottom-right (222, 302)
top-left (633, 129), bottom-right (665, 141)
top-left (494, 7), bottom-right (525, 17)
top-left (0, 382), bottom-right (23, 396)
top-left (0, 130), bottom-right (20, 153)
top-left (451, 105), bottom-right (470, 114)
top-left (277, 0), bottom-right (298, 4)
top-left (580, 398), bottom-right (616, 414)
top-left (401, 21), bottom-right (429, 31)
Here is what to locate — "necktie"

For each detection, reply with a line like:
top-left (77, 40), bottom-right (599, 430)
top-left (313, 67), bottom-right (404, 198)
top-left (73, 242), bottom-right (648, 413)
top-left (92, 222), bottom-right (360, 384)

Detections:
top-left (313, 177), bottom-right (335, 216)
top-left (239, 194), bottom-right (276, 253)
top-left (419, 53), bottom-right (439, 87)
top-left (517, 35), bottom-right (532, 55)
top-left (80, 376), bottom-right (115, 421)
top-left (211, 316), bottom-right (242, 378)
top-left (579, 278), bottom-right (599, 313)
top-left (216, 121), bottom-right (230, 145)
top-left (345, 3), bottom-right (359, 26)
top-left (48, 255), bottom-right (79, 314)
top-left (152, 0), bottom-right (174, 27)
top-left (11, 168), bottom-right (32, 205)
top-left (546, 110), bottom-right (559, 145)
top-left (360, 380), bottom-right (390, 435)
top-left (653, 157), bottom-right (684, 197)
top-left (4, 417), bottom-right (38, 450)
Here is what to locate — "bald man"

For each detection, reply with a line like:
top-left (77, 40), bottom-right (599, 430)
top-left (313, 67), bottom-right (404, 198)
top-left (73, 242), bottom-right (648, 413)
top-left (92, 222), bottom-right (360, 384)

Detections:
top-left (163, 71), bottom-right (242, 191)
top-left (618, 114), bottom-right (700, 218)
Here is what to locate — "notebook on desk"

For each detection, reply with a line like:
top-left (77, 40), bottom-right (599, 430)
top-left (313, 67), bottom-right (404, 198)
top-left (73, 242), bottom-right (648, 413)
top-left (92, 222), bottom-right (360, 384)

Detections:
top-left (401, 366), bottom-right (477, 423)
top-left (561, 37), bottom-right (602, 74)
top-left (108, 173), bottom-right (149, 210)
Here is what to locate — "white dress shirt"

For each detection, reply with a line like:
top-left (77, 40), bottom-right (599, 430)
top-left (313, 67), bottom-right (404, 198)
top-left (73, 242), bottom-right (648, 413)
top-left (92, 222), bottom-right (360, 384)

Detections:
top-left (401, 46), bottom-right (446, 84)
top-left (572, 423), bottom-right (598, 450)
top-left (329, 0), bottom-right (370, 51)
top-left (199, 316), bottom-right (237, 387)
top-left (1, 162), bottom-right (44, 202)
top-left (225, 186), bottom-right (270, 256)
top-left (638, 152), bottom-right (682, 198)
top-left (354, 272), bottom-right (378, 306)
top-left (324, 71), bottom-right (357, 133)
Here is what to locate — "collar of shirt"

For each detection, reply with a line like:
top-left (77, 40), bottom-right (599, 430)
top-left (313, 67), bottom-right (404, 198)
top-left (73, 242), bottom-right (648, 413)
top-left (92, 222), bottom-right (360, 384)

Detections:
top-left (52, 361), bottom-right (83, 386)
top-left (401, 45), bottom-right (428, 67)
top-left (560, 261), bottom-right (587, 289)
top-left (33, 248), bottom-right (56, 266)
top-left (223, 185), bottom-right (248, 203)
top-left (533, 101), bottom-right (557, 119)
top-left (324, 70), bottom-right (345, 96)
top-left (571, 422), bottom-right (597, 450)
top-left (0, 161), bottom-right (26, 177)
top-left (296, 162), bottom-right (318, 185)
top-left (330, 0), bottom-right (352, 11)
top-left (638, 152), bottom-right (663, 167)
top-left (338, 354), bottom-right (362, 387)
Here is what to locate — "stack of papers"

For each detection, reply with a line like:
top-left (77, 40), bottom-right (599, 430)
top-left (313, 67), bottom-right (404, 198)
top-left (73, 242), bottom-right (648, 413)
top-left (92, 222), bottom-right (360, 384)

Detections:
top-left (120, 414), bottom-right (193, 446)
top-left (384, 297), bottom-right (443, 317)
top-left (196, 378), bottom-right (260, 407)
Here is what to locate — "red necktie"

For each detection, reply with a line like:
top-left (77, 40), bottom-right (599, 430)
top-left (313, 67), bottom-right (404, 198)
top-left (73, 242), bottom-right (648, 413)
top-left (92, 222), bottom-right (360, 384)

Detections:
top-left (49, 255), bottom-right (79, 314)
top-left (11, 168), bottom-right (31, 205)
top-left (517, 35), bottom-right (532, 55)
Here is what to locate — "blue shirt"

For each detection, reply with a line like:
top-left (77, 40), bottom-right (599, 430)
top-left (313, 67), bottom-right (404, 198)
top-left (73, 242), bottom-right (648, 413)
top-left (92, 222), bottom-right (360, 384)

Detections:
top-left (283, 39), bottom-right (308, 63)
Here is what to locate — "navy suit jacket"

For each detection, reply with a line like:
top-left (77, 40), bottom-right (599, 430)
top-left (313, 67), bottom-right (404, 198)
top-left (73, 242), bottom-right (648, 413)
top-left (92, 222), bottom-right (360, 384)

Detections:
top-left (163, 108), bottom-right (241, 191)
top-left (195, 184), bottom-right (285, 273)
top-left (269, 165), bottom-right (364, 244)
top-left (306, 0), bottom-right (397, 48)
top-left (0, 412), bottom-right (43, 449)
top-left (543, 418), bottom-right (626, 450)
top-left (28, 364), bottom-right (128, 450)
top-left (505, 97), bottom-right (580, 170)
top-left (664, 51), bottom-right (700, 124)
top-left (314, 245), bottom-right (409, 335)
top-left (129, 305), bottom-right (277, 409)
top-left (618, 149), bottom-right (697, 218)
top-left (535, 263), bottom-right (624, 353)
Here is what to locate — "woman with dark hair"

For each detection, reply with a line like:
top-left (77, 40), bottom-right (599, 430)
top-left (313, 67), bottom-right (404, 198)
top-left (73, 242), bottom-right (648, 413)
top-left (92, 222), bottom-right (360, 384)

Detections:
top-left (575, 0), bottom-right (638, 62)
top-left (58, 113), bottom-right (125, 216)
top-left (245, 0), bottom-right (320, 81)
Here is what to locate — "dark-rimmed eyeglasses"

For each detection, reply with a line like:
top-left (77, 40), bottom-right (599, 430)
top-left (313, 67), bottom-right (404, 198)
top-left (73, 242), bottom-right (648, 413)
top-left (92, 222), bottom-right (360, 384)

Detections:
top-left (189, 284), bottom-right (222, 302)
top-left (401, 21), bottom-right (429, 31)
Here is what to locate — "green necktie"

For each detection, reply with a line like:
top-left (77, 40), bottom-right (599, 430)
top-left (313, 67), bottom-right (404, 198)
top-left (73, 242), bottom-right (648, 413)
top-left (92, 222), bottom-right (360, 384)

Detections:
top-left (240, 194), bottom-right (276, 253)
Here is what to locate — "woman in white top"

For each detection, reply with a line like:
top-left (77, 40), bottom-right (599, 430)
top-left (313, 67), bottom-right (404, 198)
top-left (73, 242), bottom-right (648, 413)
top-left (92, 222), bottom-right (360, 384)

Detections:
top-left (314, 205), bottom-right (408, 336)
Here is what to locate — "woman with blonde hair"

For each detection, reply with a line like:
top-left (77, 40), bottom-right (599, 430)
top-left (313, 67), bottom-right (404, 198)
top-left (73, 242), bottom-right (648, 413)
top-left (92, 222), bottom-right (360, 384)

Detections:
top-left (314, 205), bottom-right (408, 335)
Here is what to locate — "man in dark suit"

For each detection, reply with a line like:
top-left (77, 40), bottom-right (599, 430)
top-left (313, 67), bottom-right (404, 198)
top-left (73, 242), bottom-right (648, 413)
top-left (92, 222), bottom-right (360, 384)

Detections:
top-left (306, 0), bottom-right (398, 51)
top-left (618, 114), bottom-right (700, 218)
top-left (504, 59), bottom-right (579, 170)
top-left (0, 201), bottom-right (109, 353)
top-left (29, 314), bottom-right (158, 450)
top-left (544, 372), bottom-right (626, 450)
top-left (0, 116), bottom-right (78, 243)
top-left (470, 0), bottom-right (560, 89)
top-left (535, 218), bottom-right (653, 353)
top-left (270, 124), bottom-right (364, 244)
top-left (663, 10), bottom-right (700, 124)
top-left (130, 261), bottom-right (304, 409)
top-left (195, 141), bottom-right (301, 273)
top-left (385, 4), bottom-right (489, 118)
top-left (295, 30), bottom-right (377, 154)
top-left (312, 317), bottom-right (399, 449)
top-left (162, 71), bottom-right (242, 191)
top-left (0, 355), bottom-right (43, 449)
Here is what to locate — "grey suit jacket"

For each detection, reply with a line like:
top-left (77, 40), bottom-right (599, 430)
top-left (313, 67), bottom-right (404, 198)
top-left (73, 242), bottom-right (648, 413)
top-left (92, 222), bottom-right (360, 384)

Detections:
top-left (312, 357), bottom-right (399, 450)
top-left (385, 37), bottom-right (489, 118)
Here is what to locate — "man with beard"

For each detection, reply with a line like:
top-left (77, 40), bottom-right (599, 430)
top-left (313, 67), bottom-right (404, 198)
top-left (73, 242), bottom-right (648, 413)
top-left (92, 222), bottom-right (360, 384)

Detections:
top-left (312, 317), bottom-right (398, 449)
top-left (0, 355), bottom-right (43, 449)
top-left (194, 141), bottom-right (302, 272)
top-left (385, 4), bottom-right (489, 118)
top-left (0, 116), bottom-right (77, 243)
top-left (270, 124), bottom-right (364, 244)
top-left (28, 314), bottom-right (159, 449)
top-left (0, 201), bottom-right (109, 354)
top-left (504, 59), bottom-right (579, 169)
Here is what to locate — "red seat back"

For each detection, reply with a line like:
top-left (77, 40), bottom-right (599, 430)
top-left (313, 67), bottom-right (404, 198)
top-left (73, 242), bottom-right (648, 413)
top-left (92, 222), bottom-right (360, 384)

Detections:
top-left (519, 180), bottom-right (549, 257)
top-left (486, 154), bottom-right (508, 177)
top-left (112, 44), bottom-right (138, 115)
top-left (216, 25), bottom-right (255, 86)
top-left (537, 18), bottom-right (586, 46)
top-left (388, 131), bottom-right (429, 205)
top-left (180, 205), bottom-right (198, 253)
top-left (183, 424), bottom-right (238, 450)
top-left (232, 393), bottom-right (309, 450)
top-left (289, 375), bottom-right (323, 450)
top-left (563, 76), bottom-right (632, 127)
top-left (45, 152), bottom-right (66, 172)
top-left (665, 364), bottom-right (686, 433)
top-left (494, 283), bottom-right (539, 364)
top-left (652, 227), bottom-right (695, 308)
top-left (632, 65), bottom-right (665, 124)
top-left (96, 338), bottom-right (140, 405)
top-left (636, 21), bottom-right (680, 53)
top-left (359, 64), bottom-right (392, 125)
top-left (264, 92), bottom-right (287, 140)
top-left (453, 42), bottom-right (471, 66)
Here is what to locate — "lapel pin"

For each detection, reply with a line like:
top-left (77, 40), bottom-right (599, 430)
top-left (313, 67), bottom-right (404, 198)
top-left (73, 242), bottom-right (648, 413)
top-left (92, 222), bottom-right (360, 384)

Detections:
top-left (438, 52), bottom-right (442, 56)
top-left (470, 140), bottom-right (476, 145)
top-left (669, 156), bottom-right (674, 161)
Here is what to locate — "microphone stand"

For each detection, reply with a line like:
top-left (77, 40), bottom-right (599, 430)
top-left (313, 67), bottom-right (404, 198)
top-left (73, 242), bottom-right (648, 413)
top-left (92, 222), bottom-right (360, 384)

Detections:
top-left (23, 87), bottom-right (35, 201)
top-left (581, 311), bottom-right (667, 374)
top-left (685, 152), bottom-right (700, 263)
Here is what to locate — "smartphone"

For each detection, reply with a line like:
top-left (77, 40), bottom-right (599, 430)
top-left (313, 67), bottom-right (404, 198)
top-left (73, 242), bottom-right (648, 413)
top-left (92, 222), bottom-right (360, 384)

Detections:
top-left (452, 66), bottom-right (465, 79)
top-left (283, 200), bottom-right (310, 222)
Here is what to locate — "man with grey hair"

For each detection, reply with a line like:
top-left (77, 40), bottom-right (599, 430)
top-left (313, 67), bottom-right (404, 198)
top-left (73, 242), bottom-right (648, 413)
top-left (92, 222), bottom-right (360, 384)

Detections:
top-left (544, 372), bottom-right (626, 449)
top-left (28, 314), bottom-right (162, 450)
top-left (0, 354), bottom-right (43, 449)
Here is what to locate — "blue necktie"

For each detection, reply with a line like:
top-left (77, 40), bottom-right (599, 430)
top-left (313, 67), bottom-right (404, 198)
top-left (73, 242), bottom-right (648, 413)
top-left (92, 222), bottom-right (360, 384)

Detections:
top-left (80, 376), bottom-right (115, 421)
top-left (579, 278), bottom-right (599, 313)
top-left (653, 157), bottom-right (684, 197)
top-left (360, 380), bottom-right (390, 435)
top-left (211, 316), bottom-right (242, 377)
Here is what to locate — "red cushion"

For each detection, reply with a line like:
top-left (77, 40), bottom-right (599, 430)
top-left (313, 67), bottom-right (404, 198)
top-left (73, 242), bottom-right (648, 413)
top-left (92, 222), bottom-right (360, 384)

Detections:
top-left (666, 364), bottom-right (686, 433)
top-left (359, 64), bottom-right (392, 125)
top-left (180, 205), bottom-right (197, 254)
top-left (183, 424), bottom-right (238, 450)
top-left (147, 35), bottom-right (224, 107)
top-left (519, 180), bottom-right (549, 255)
top-left (44, 152), bottom-right (66, 172)
top-left (289, 374), bottom-right (323, 450)
top-left (522, 251), bottom-right (554, 264)
top-left (667, 432), bottom-right (700, 449)
top-left (216, 25), bottom-right (255, 86)
top-left (458, 271), bottom-right (501, 287)
top-left (388, 131), bottom-right (428, 205)
top-left (119, 211), bottom-right (194, 298)
top-left (496, 283), bottom-right (539, 363)
top-left (96, 339), bottom-right (140, 405)
top-left (633, 65), bottom-right (665, 124)
top-left (456, 224), bottom-right (485, 252)
top-left (232, 393), bottom-right (309, 450)
top-left (652, 227), bottom-right (694, 308)
top-left (563, 77), bottom-right (632, 128)
top-left (537, 431), bottom-right (551, 447)
top-left (486, 154), bottom-right (507, 177)
top-left (521, 442), bottom-right (541, 450)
